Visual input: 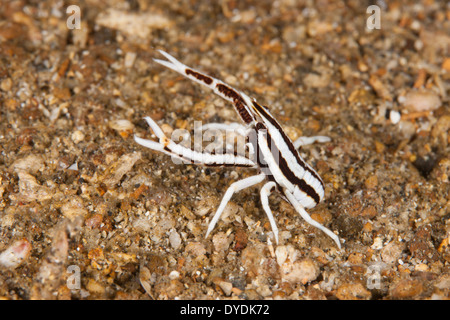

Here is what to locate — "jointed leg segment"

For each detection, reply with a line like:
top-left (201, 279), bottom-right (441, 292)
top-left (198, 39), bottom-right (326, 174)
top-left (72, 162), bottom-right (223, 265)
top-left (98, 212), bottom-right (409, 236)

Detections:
top-left (260, 181), bottom-right (279, 243)
top-left (293, 136), bottom-right (331, 149)
top-left (284, 190), bottom-right (341, 249)
top-left (134, 117), bottom-right (256, 168)
top-left (205, 174), bottom-right (266, 239)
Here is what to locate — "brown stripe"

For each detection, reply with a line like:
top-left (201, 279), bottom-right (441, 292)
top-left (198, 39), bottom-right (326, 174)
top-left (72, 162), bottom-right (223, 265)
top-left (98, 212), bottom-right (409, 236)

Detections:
top-left (256, 123), bottom-right (321, 204)
top-left (185, 68), bottom-right (213, 85)
top-left (252, 101), bottom-right (324, 186)
top-left (204, 163), bottom-right (253, 167)
top-left (216, 84), bottom-right (254, 124)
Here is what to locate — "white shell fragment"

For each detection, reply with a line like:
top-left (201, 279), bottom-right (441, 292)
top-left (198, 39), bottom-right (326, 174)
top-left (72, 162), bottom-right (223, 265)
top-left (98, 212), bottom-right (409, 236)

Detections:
top-left (96, 9), bottom-right (172, 39)
top-left (389, 110), bottom-right (401, 124)
top-left (400, 89), bottom-right (441, 112)
top-left (0, 239), bottom-right (32, 269)
top-left (109, 119), bottom-right (135, 132)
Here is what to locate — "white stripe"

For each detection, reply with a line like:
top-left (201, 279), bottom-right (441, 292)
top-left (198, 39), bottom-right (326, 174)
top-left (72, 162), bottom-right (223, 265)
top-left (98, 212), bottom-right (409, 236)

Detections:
top-left (135, 117), bottom-right (256, 167)
top-left (257, 112), bottom-right (324, 200)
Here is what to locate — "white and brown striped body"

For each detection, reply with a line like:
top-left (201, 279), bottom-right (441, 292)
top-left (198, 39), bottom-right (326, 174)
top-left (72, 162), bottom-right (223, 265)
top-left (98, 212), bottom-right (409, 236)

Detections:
top-left (135, 50), bottom-right (341, 249)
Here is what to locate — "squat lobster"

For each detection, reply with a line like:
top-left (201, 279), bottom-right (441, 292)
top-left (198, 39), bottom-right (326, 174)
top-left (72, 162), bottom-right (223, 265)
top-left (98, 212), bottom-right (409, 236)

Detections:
top-left (135, 50), bottom-right (342, 249)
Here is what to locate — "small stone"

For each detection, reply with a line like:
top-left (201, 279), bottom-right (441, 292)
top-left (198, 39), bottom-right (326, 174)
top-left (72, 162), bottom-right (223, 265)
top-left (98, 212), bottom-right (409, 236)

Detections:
top-left (241, 244), bottom-right (267, 277)
top-left (85, 213), bottom-right (103, 229)
top-left (389, 110), bottom-right (401, 124)
top-left (364, 174), bottom-right (378, 189)
top-left (431, 115), bottom-right (450, 145)
top-left (280, 258), bottom-right (319, 284)
top-left (185, 242), bottom-right (206, 257)
top-left (371, 236), bottom-right (383, 250)
top-left (275, 245), bottom-right (289, 267)
top-left (71, 130), bottom-right (85, 144)
top-left (169, 270), bottom-right (180, 280)
top-left (169, 230), bottom-right (182, 250)
top-left (15, 171), bottom-right (52, 202)
top-left (347, 252), bottom-right (365, 265)
top-left (1, 77), bottom-right (12, 91)
top-left (12, 154), bottom-right (44, 174)
top-left (414, 263), bottom-right (429, 272)
top-left (124, 51), bottom-right (137, 68)
top-left (381, 241), bottom-right (404, 264)
top-left (233, 228), bottom-right (248, 251)
top-left (374, 140), bottom-right (386, 153)
top-left (53, 87), bottom-right (71, 100)
top-left (101, 152), bottom-right (141, 188)
top-left (303, 72), bottom-right (331, 89)
top-left (0, 239), bottom-right (32, 269)
top-left (109, 119), bottom-right (134, 132)
top-left (390, 279), bottom-right (423, 299)
top-left (61, 196), bottom-right (88, 220)
top-left (400, 89), bottom-right (441, 112)
top-left (212, 232), bottom-right (231, 252)
top-left (369, 74), bottom-right (392, 101)
top-left (217, 280), bottom-right (233, 296)
top-left (336, 283), bottom-right (371, 300)
top-left (96, 9), bottom-right (171, 39)
top-left (307, 20), bottom-right (334, 37)
top-left (86, 279), bottom-right (106, 295)
top-left (434, 275), bottom-right (450, 290)
top-left (442, 58), bottom-right (450, 72)
top-left (311, 209), bottom-right (332, 225)
top-left (360, 205), bottom-right (377, 219)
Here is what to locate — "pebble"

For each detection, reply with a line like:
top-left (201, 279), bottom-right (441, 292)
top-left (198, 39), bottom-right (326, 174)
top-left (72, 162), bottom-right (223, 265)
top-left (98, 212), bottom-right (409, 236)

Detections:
top-left (216, 280), bottom-right (233, 296)
top-left (400, 89), bottom-right (441, 112)
top-left (61, 196), bottom-right (88, 220)
top-left (275, 245), bottom-right (289, 267)
top-left (390, 279), bottom-right (424, 299)
top-left (169, 230), bottom-right (182, 250)
top-left (303, 72), bottom-right (331, 89)
top-left (96, 9), bottom-right (171, 39)
top-left (124, 52), bottom-right (137, 68)
top-left (280, 258), bottom-right (320, 284)
top-left (169, 270), bottom-right (180, 280)
top-left (389, 110), bottom-right (401, 124)
top-left (101, 152), bottom-right (142, 188)
top-left (12, 154), bottom-right (44, 174)
top-left (109, 119), bottom-right (134, 133)
top-left (431, 115), bottom-right (450, 143)
top-left (212, 232), bottom-right (231, 252)
top-left (336, 283), bottom-right (372, 300)
top-left (364, 174), bottom-right (378, 190)
top-left (86, 279), bottom-right (106, 295)
top-left (241, 244), bottom-right (268, 277)
top-left (71, 130), bottom-right (85, 144)
top-left (0, 77), bottom-right (12, 91)
top-left (16, 171), bottom-right (52, 202)
top-left (0, 239), bottom-right (32, 269)
top-left (442, 58), bottom-right (450, 72)
top-left (369, 74), bottom-right (392, 101)
top-left (371, 236), bottom-right (384, 250)
top-left (381, 241), bottom-right (404, 264)
top-left (185, 242), bottom-right (206, 257)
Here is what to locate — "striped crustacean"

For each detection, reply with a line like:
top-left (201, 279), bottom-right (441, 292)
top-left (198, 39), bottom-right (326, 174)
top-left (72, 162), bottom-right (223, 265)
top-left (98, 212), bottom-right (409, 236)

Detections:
top-left (135, 50), bottom-right (341, 249)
